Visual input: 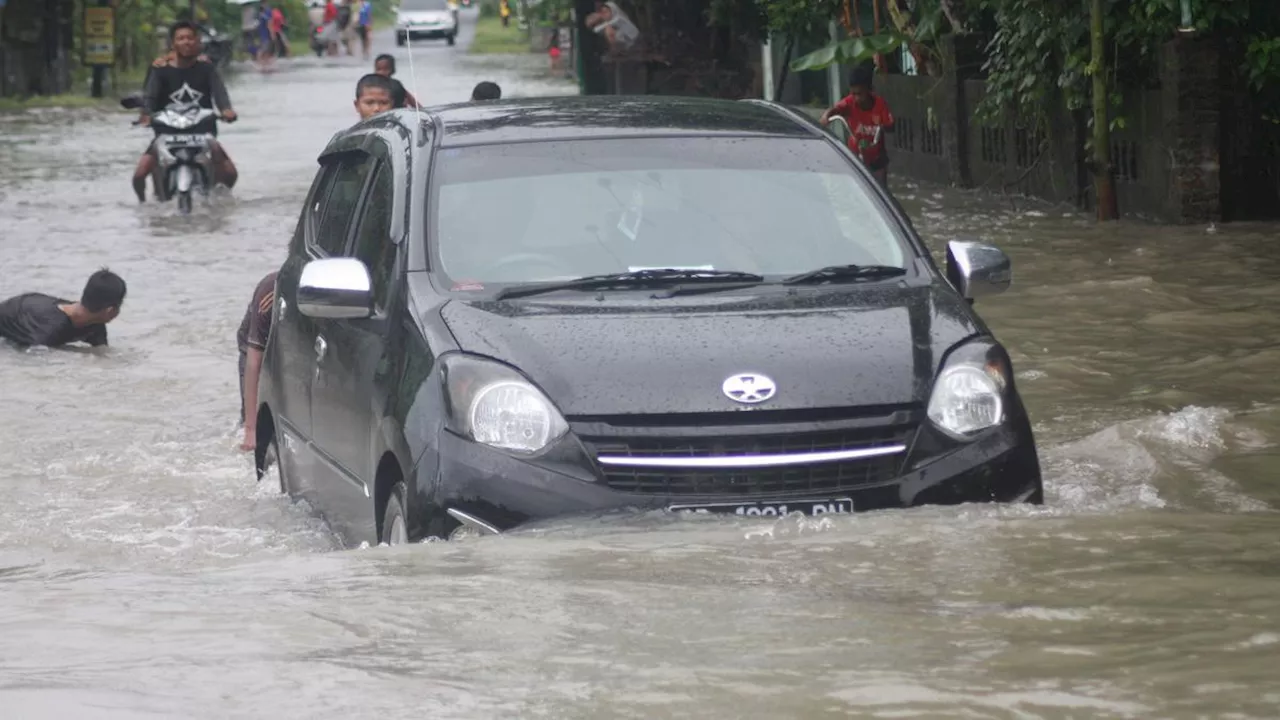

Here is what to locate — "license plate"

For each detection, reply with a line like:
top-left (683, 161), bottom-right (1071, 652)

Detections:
top-left (164, 134), bottom-right (202, 145)
top-left (668, 498), bottom-right (853, 517)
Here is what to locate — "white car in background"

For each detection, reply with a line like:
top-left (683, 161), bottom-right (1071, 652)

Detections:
top-left (395, 0), bottom-right (460, 46)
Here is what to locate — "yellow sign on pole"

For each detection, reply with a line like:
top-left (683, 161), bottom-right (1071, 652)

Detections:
top-left (84, 7), bottom-right (116, 66)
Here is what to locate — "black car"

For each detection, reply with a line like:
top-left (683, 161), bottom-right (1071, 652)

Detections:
top-left (253, 96), bottom-right (1043, 547)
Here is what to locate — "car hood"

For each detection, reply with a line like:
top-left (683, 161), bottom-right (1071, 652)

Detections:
top-left (437, 286), bottom-right (984, 417)
top-left (398, 10), bottom-right (453, 22)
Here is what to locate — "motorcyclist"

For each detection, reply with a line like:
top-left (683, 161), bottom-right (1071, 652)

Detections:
top-left (131, 21), bottom-right (239, 203)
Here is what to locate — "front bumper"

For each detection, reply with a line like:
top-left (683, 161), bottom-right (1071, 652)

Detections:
top-left (398, 25), bottom-right (456, 38)
top-left (429, 420), bottom-right (1042, 534)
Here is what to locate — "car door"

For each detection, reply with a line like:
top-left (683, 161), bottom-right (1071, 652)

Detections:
top-left (294, 149), bottom-right (378, 525)
top-left (269, 164), bottom-right (340, 496)
top-left (309, 146), bottom-right (401, 544)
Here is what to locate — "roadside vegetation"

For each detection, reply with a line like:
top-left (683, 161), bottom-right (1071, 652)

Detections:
top-left (724, 0), bottom-right (1280, 221)
top-left (469, 13), bottom-right (532, 55)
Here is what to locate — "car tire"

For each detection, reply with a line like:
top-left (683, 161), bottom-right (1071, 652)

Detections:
top-left (446, 33), bottom-right (456, 46)
top-left (257, 432), bottom-right (290, 496)
top-left (1023, 478), bottom-right (1045, 505)
top-left (380, 481), bottom-right (410, 546)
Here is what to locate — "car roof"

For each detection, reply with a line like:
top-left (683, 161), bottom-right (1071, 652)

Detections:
top-left (391, 95), bottom-right (820, 148)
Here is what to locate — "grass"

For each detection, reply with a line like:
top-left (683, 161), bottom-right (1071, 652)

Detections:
top-left (469, 15), bottom-right (532, 55)
top-left (0, 94), bottom-right (122, 112)
top-left (0, 63), bottom-right (208, 112)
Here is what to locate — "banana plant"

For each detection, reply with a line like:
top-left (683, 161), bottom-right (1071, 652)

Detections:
top-left (788, 0), bottom-right (949, 73)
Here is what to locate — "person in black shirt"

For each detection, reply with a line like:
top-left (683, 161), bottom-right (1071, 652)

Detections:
top-left (374, 54), bottom-right (419, 109)
top-left (131, 21), bottom-right (240, 203)
top-left (0, 269), bottom-right (127, 350)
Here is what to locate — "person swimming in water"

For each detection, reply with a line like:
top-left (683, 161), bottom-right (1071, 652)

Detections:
top-left (0, 269), bottom-right (127, 350)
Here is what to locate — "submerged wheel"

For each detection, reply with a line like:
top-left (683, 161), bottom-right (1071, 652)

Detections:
top-left (396, 33), bottom-right (407, 47)
top-left (263, 435), bottom-right (288, 495)
top-left (380, 481), bottom-right (409, 546)
top-left (177, 191), bottom-right (193, 215)
top-left (446, 33), bottom-right (456, 46)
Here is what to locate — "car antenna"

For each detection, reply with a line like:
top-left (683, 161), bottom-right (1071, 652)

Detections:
top-left (402, 11), bottom-right (427, 146)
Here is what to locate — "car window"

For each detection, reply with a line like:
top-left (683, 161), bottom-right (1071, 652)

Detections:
top-left (314, 154), bottom-right (376, 257)
top-left (307, 166), bottom-right (337, 239)
top-left (351, 163), bottom-right (397, 311)
top-left (400, 0), bottom-right (450, 9)
top-left (428, 137), bottom-right (909, 286)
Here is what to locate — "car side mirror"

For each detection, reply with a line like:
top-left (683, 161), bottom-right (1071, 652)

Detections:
top-left (946, 240), bottom-right (1012, 300)
top-left (297, 257), bottom-right (374, 320)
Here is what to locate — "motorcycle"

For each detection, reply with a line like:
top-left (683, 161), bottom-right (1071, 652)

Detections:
top-left (121, 94), bottom-right (232, 215)
top-left (311, 21), bottom-right (338, 57)
top-left (199, 24), bottom-right (233, 68)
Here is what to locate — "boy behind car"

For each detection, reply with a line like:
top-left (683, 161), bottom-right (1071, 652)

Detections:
top-left (820, 61), bottom-right (896, 187)
top-left (355, 73), bottom-right (397, 119)
top-left (238, 272), bottom-right (277, 451)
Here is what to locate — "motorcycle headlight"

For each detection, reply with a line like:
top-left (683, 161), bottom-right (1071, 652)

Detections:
top-left (926, 340), bottom-right (1010, 439)
top-left (441, 354), bottom-right (568, 454)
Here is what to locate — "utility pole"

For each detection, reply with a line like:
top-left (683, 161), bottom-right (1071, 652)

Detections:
top-left (1089, 0), bottom-right (1118, 220)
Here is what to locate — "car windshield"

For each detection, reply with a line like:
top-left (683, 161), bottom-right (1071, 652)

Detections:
top-left (428, 137), bottom-right (911, 289)
top-left (400, 0), bottom-right (449, 10)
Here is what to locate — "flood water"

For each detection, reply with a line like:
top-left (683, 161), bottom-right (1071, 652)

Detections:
top-left (3, 15), bottom-right (1280, 719)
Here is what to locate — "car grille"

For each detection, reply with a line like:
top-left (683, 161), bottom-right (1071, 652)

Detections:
top-left (572, 411), bottom-right (917, 496)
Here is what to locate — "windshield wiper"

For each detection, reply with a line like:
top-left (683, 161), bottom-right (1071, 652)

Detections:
top-left (781, 264), bottom-right (906, 286)
top-left (650, 282), bottom-right (764, 299)
top-left (494, 269), bottom-right (765, 301)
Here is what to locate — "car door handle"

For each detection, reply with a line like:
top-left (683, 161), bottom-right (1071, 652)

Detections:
top-left (315, 335), bottom-right (328, 362)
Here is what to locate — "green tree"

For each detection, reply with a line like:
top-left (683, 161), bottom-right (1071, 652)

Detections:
top-left (766, 0), bottom-right (1280, 220)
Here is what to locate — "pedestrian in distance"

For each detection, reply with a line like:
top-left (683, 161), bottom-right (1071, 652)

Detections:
top-left (237, 272), bottom-right (277, 451)
top-left (357, 0), bottom-right (374, 60)
top-left (355, 73), bottom-right (397, 120)
top-left (270, 4), bottom-right (291, 58)
top-left (548, 27), bottom-right (563, 75)
top-left (0, 269), bottom-right (127, 350)
top-left (336, 0), bottom-right (356, 56)
top-left (374, 54), bottom-right (419, 108)
top-left (820, 60), bottom-right (896, 188)
top-left (471, 80), bottom-right (501, 101)
top-left (255, 1), bottom-right (277, 69)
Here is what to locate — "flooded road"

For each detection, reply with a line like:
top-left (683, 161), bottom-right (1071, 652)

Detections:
top-left (3, 14), bottom-right (1280, 718)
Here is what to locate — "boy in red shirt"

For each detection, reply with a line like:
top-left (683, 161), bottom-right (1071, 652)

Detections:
top-left (820, 61), bottom-right (895, 187)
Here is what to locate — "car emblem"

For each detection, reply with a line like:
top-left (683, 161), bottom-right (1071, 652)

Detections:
top-left (722, 373), bottom-right (777, 405)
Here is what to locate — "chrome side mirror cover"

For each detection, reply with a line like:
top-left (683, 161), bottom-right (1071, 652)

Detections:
top-left (297, 257), bottom-right (374, 320)
top-left (946, 240), bottom-right (1012, 300)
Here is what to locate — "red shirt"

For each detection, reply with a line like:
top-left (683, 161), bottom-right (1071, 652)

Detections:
top-left (324, 2), bottom-right (337, 23)
top-left (831, 93), bottom-right (894, 167)
top-left (270, 8), bottom-right (285, 33)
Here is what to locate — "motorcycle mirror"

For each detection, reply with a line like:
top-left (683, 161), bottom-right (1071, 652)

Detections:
top-left (120, 95), bottom-right (143, 110)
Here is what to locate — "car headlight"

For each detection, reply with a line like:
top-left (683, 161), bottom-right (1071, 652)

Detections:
top-left (926, 340), bottom-right (1010, 439)
top-left (441, 354), bottom-right (568, 454)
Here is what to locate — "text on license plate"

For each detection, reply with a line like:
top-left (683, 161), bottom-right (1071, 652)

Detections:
top-left (668, 498), bottom-right (853, 517)
top-left (164, 134), bottom-right (202, 144)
